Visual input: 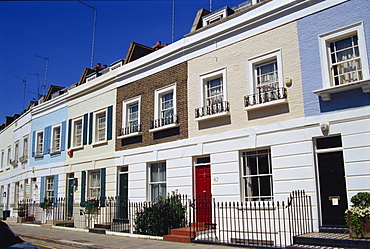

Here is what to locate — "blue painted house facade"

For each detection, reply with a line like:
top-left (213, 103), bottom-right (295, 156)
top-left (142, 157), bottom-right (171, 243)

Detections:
top-left (30, 103), bottom-right (67, 205)
top-left (296, 0), bottom-right (370, 227)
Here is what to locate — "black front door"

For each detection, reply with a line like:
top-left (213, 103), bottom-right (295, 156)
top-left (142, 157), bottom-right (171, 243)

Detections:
top-left (118, 173), bottom-right (128, 220)
top-left (67, 178), bottom-right (75, 218)
top-left (318, 151), bottom-right (348, 226)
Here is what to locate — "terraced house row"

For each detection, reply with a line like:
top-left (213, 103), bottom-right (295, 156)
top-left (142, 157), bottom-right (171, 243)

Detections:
top-left (0, 0), bottom-right (369, 243)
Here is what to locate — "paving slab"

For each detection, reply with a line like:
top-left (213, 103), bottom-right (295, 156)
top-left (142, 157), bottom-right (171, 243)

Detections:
top-left (7, 222), bottom-right (233, 249)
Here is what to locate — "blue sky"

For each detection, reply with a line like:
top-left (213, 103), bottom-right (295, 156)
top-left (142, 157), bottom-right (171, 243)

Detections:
top-left (0, 0), bottom-right (244, 123)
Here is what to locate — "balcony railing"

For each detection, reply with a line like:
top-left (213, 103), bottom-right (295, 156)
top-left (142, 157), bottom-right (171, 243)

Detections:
top-left (119, 124), bottom-right (142, 137)
top-left (195, 101), bottom-right (230, 119)
top-left (19, 156), bottom-right (28, 164)
top-left (150, 115), bottom-right (178, 130)
top-left (10, 159), bottom-right (18, 167)
top-left (244, 87), bottom-right (287, 108)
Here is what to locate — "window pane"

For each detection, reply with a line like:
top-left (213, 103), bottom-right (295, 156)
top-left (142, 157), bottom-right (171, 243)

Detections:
top-left (329, 35), bottom-right (362, 85)
top-left (317, 136), bottom-right (342, 149)
top-left (242, 149), bottom-right (273, 201)
top-left (206, 77), bottom-right (223, 105)
top-left (255, 60), bottom-right (278, 93)
top-left (97, 113), bottom-right (106, 141)
top-left (150, 162), bottom-right (166, 201)
top-left (160, 92), bottom-right (174, 118)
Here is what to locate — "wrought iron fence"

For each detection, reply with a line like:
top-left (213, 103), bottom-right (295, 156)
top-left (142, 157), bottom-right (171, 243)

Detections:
top-left (17, 190), bottom-right (312, 248)
top-left (18, 194), bottom-right (190, 234)
top-left (189, 190), bottom-right (313, 248)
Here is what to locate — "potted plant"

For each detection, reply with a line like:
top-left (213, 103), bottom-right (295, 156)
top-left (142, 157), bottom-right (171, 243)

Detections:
top-left (40, 198), bottom-right (53, 210)
top-left (80, 198), bottom-right (100, 215)
top-left (346, 192), bottom-right (370, 239)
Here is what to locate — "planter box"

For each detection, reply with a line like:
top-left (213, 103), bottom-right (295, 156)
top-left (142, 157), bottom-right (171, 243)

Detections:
top-left (349, 217), bottom-right (370, 239)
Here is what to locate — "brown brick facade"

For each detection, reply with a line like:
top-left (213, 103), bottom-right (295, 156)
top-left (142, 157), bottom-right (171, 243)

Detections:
top-left (116, 62), bottom-right (188, 151)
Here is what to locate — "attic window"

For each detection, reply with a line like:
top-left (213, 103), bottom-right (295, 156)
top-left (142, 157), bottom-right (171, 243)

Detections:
top-left (202, 8), bottom-right (228, 27)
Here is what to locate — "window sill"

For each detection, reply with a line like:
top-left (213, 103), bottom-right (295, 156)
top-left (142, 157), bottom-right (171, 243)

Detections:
top-left (313, 79), bottom-right (370, 101)
top-left (244, 98), bottom-right (287, 111)
top-left (149, 123), bottom-right (179, 133)
top-left (195, 111), bottom-right (230, 122)
top-left (92, 140), bottom-right (108, 147)
top-left (70, 145), bottom-right (84, 151)
top-left (117, 132), bottom-right (142, 139)
top-left (5, 167), bottom-right (10, 171)
top-left (34, 153), bottom-right (44, 158)
top-left (50, 150), bottom-right (61, 155)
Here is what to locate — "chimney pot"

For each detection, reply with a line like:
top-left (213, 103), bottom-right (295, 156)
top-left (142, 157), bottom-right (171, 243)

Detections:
top-left (164, 43), bottom-right (168, 46)
top-left (96, 63), bottom-right (101, 67)
top-left (103, 64), bottom-right (107, 68)
top-left (156, 41), bottom-right (161, 46)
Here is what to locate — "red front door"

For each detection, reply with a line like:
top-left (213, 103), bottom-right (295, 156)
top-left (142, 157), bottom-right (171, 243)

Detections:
top-left (195, 165), bottom-right (212, 223)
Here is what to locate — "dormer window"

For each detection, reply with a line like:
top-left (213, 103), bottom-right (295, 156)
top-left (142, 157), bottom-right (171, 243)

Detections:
top-left (202, 7), bottom-right (230, 27)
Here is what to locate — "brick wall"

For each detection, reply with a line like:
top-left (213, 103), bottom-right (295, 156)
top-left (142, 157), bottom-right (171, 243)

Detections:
top-left (116, 62), bottom-right (188, 151)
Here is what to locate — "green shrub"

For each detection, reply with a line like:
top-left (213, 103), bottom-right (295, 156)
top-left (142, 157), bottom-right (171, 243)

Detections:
top-left (351, 192), bottom-right (370, 209)
top-left (134, 192), bottom-right (186, 236)
top-left (346, 192), bottom-right (370, 238)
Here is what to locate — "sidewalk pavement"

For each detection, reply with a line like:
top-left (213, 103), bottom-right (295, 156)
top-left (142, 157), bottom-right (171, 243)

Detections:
top-left (7, 222), bottom-right (232, 249)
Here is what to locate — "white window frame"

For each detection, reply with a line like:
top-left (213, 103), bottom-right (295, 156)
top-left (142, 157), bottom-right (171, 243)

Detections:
top-left (11, 141), bottom-right (19, 167)
top-left (119, 96), bottom-right (141, 139)
top-left (315, 22), bottom-right (370, 101)
top-left (89, 170), bottom-right (101, 198)
top-left (72, 117), bottom-right (83, 149)
top-left (202, 8), bottom-right (227, 27)
top-left (93, 109), bottom-right (107, 145)
top-left (22, 136), bottom-right (28, 157)
top-left (14, 141), bottom-right (19, 161)
top-left (0, 150), bottom-right (4, 171)
top-left (6, 146), bottom-right (11, 169)
top-left (246, 49), bottom-right (285, 110)
top-left (150, 84), bottom-right (178, 132)
top-left (45, 176), bottom-right (54, 200)
top-left (241, 149), bottom-right (273, 202)
top-left (51, 124), bottom-right (61, 154)
top-left (35, 130), bottom-right (44, 157)
top-left (196, 68), bottom-right (228, 120)
top-left (147, 162), bottom-right (167, 201)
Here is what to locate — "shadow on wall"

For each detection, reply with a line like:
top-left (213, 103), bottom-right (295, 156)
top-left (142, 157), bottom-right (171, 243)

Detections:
top-left (319, 88), bottom-right (370, 113)
top-left (247, 103), bottom-right (289, 121)
top-left (198, 115), bottom-right (231, 130)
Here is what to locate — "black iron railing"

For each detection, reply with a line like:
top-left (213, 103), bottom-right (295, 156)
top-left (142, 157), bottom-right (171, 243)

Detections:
top-left (17, 190), bottom-right (312, 248)
top-left (244, 87), bottom-right (287, 108)
top-left (150, 115), bottom-right (178, 130)
top-left (189, 190), bottom-right (313, 248)
top-left (195, 101), bottom-right (230, 119)
top-left (118, 124), bottom-right (142, 137)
